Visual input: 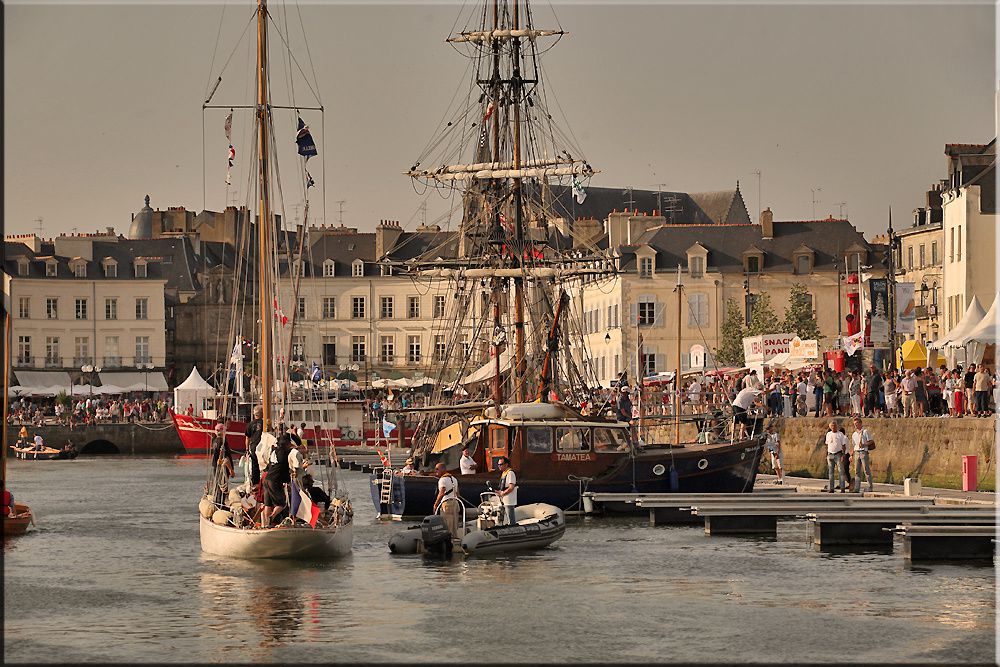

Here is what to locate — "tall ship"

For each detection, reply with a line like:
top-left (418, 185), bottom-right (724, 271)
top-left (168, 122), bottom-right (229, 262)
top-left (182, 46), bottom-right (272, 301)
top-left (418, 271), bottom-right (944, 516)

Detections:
top-left (371, 0), bottom-right (766, 519)
top-left (183, 0), bottom-right (352, 558)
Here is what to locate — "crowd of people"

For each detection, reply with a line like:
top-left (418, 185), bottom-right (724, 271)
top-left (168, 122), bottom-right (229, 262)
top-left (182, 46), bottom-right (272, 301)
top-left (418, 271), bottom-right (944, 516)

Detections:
top-left (6, 395), bottom-right (173, 428)
top-left (625, 363), bottom-right (998, 420)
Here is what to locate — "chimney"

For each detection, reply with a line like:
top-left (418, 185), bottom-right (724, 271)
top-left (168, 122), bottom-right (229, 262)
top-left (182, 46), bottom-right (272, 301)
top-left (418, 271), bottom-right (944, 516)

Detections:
top-left (760, 207), bottom-right (774, 239)
top-left (375, 219), bottom-right (403, 260)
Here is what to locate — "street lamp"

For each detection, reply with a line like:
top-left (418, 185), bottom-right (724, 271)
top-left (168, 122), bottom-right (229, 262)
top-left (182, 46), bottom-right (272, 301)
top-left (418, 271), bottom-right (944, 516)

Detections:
top-left (138, 362), bottom-right (154, 396)
top-left (81, 364), bottom-right (101, 401)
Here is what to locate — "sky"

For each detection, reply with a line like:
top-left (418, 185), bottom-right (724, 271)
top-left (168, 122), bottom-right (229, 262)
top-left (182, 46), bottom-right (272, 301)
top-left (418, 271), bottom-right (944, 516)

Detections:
top-left (4, 0), bottom-right (997, 242)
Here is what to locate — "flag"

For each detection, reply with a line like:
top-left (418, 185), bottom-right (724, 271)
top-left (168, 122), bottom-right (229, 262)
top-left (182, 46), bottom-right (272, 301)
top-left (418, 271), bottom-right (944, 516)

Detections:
top-left (305, 169), bottom-right (315, 189)
top-left (842, 331), bottom-right (864, 356)
top-left (382, 418), bottom-right (396, 439)
top-left (226, 145), bottom-right (235, 186)
top-left (310, 363), bottom-right (322, 383)
top-left (224, 110), bottom-right (233, 142)
top-left (376, 448), bottom-right (390, 466)
top-left (273, 298), bottom-right (288, 326)
top-left (295, 116), bottom-right (318, 159)
top-left (572, 177), bottom-right (587, 204)
top-left (294, 486), bottom-right (321, 528)
top-left (483, 101), bottom-right (495, 122)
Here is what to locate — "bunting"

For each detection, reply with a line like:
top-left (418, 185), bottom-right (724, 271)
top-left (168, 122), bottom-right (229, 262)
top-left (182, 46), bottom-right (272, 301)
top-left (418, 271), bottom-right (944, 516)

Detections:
top-left (273, 298), bottom-right (288, 327)
top-left (295, 116), bottom-right (318, 158)
top-left (225, 111), bottom-right (235, 186)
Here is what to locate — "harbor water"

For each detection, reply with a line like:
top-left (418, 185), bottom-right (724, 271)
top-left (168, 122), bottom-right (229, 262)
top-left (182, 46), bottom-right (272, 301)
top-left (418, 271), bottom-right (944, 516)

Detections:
top-left (3, 457), bottom-right (996, 663)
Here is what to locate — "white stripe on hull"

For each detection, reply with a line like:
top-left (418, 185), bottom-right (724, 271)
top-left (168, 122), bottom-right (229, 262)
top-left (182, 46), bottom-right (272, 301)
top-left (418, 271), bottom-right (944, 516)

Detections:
top-left (199, 516), bottom-right (353, 559)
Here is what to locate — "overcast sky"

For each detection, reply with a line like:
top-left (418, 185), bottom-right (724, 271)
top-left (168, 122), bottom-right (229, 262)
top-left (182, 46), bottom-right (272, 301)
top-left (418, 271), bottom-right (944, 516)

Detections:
top-left (4, 1), bottom-right (996, 241)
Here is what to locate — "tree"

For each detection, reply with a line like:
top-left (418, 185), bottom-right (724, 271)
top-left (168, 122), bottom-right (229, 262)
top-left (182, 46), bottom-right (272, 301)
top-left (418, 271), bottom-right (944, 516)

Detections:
top-left (781, 283), bottom-right (821, 341)
top-left (715, 298), bottom-right (746, 366)
top-left (746, 291), bottom-right (779, 337)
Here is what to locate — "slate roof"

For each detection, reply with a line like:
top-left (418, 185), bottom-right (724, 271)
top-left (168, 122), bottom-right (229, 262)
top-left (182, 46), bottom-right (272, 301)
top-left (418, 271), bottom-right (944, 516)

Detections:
top-left (544, 184), bottom-right (751, 226)
top-left (303, 232), bottom-right (376, 276)
top-left (4, 237), bottom-right (201, 293)
top-left (620, 218), bottom-right (872, 274)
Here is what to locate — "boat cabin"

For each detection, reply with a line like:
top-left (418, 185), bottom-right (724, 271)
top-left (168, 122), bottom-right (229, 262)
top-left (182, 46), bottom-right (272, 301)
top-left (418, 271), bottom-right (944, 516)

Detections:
top-left (469, 403), bottom-right (632, 479)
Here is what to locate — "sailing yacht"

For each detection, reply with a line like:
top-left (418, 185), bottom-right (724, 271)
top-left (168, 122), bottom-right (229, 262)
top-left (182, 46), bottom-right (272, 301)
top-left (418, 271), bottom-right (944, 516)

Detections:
top-left (185, 0), bottom-right (352, 559)
top-left (369, 0), bottom-right (766, 519)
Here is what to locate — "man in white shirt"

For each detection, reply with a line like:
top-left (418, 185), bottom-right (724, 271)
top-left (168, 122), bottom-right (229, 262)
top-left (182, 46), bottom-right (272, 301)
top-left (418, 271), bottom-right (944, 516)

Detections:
top-left (824, 421), bottom-right (848, 492)
top-left (459, 448), bottom-right (477, 475)
top-left (32, 433), bottom-right (45, 451)
top-left (742, 369), bottom-right (762, 391)
top-left (851, 417), bottom-right (875, 493)
top-left (432, 462), bottom-right (461, 536)
top-left (901, 371), bottom-right (917, 417)
top-left (495, 456), bottom-right (518, 525)
top-left (731, 387), bottom-right (760, 438)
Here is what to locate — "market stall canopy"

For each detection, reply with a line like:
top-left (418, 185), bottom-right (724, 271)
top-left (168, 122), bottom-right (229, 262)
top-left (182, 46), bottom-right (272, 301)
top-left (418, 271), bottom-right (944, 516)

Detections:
top-left (896, 340), bottom-right (928, 370)
top-left (459, 349), bottom-right (513, 385)
top-left (928, 295), bottom-right (985, 349)
top-left (952, 293), bottom-right (998, 347)
top-left (173, 366), bottom-right (216, 417)
top-left (11, 370), bottom-right (73, 396)
top-left (98, 371), bottom-right (169, 392)
top-left (765, 352), bottom-right (812, 371)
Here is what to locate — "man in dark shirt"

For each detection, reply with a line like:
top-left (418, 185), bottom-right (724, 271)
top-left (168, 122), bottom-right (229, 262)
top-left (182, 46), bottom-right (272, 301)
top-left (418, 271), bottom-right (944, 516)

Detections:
top-left (616, 387), bottom-right (633, 423)
top-left (261, 434), bottom-right (292, 527)
top-left (301, 473), bottom-right (331, 511)
top-left (864, 365), bottom-right (883, 417)
top-left (964, 364), bottom-right (976, 414)
top-left (244, 406), bottom-right (264, 487)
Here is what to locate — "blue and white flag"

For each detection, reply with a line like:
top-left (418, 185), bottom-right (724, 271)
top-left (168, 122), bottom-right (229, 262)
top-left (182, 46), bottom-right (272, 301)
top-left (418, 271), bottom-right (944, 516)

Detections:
top-left (572, 177), bottom-right (587, 204)
top-left (295, 117), bottom-right (318, 159)
top-left (310, 363), bottom-right (322, 383)
top-left (382, 418), bottom-right (396, 439)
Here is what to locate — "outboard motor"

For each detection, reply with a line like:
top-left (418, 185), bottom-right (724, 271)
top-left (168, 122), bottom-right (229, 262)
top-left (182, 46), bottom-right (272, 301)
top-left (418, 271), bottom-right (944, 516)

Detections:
top-left (420, 514), bottom-right (453, 557)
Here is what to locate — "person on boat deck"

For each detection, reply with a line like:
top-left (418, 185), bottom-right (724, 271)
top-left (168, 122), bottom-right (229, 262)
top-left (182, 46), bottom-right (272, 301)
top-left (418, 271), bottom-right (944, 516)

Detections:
top-left (32, 433), bottom-right (45, 451)
top-left (495, 456), bottom-right (518, 526)
top-left (18, 426), bottom-right (29, 440)
top-left (61, 440), bottom-right (77, 457)
top-left (615, 388), bottom-right (633, 423)
top-left (209, 423), bottom-right (234, 504)
top-left (398, 458), bottom-right (417, 475)
top-left (300, 473), bottom-right (330, 511)
top-left (2, 479), bottom-right (14, 517)
top-left (288, 438), bottom-right (309, 516)
top-left (731, 387), bottom-right (760, 439)
top-left (261, 434), bottom-right (293, 527)
top-left (460, 448), bottom-right (477, 475)
top-left (244, 406), bottom-right (264, 489)
top-left (433, 462), bottom-right (461, 536)
top-left (297, 422), bottom-right (308, 449)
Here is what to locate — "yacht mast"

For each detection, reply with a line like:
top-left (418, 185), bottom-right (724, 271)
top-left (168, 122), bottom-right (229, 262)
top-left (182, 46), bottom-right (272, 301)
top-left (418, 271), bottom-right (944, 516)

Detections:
top-left (511, 0), bottom-right (527, 403)
top-left (256, 0), bottom-right (274, 432)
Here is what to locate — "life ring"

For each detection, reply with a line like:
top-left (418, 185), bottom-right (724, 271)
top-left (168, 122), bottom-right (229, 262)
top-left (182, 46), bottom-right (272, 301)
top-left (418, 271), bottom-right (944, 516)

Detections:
top-left (343, 429), bottom-right (356, 440)
top-left (697, 458), bottom-right (708, 470)
top-left (652, 464), bottom-right (666, 476)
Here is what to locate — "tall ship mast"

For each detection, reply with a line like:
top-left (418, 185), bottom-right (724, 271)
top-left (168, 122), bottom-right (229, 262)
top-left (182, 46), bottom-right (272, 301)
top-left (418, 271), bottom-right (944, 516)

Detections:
top-left (371, 0), bottom-right (766, 520)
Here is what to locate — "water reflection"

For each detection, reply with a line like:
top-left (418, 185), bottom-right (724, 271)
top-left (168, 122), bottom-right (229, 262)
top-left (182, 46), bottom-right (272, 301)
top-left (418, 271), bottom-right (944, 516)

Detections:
top-left (249, 584), bottom-right (303, 646)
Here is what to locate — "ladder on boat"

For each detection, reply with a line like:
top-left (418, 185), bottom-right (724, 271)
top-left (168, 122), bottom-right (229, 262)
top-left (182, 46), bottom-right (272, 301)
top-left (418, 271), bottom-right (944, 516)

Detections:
top-left (379, 467), bottom-right (395, 505)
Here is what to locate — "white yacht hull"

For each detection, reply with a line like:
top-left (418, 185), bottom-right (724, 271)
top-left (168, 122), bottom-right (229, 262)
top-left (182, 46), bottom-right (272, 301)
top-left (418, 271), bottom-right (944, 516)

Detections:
top-left (199, 515), bottom-right (353, 560)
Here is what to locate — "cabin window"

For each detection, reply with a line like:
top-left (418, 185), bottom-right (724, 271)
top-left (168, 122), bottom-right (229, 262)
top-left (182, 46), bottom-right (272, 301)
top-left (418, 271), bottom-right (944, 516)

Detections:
top-left (555, 427), bottom-right (591, 453)
top-left (289, 410), bottom-right (303, 422)
top-left (490, 426), bottom-right (508, 450)
top-left (305, 409), bottom-right (322, 422)
top-left (593, 427), bottom-right (629, 452)
top-left (525, 426), bottom-right (553, 454)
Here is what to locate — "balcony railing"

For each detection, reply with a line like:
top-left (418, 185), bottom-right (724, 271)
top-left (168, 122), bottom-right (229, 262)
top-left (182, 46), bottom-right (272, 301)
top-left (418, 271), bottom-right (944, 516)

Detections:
top-left (44, 357), bottom-right (62, 368)
top-left (134, 356), bottom-right (153, 366)
top-left (16, 356), bottom-right (31, 366)
top-left (73, 356), bottom-right (94, 367)
top-left (103, 356), bottom-right (122, 368)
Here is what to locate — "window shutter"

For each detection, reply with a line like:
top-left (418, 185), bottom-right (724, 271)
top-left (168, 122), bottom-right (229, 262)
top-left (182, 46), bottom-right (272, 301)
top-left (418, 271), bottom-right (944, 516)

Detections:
top-left (629, 303), bottom-right (638, 325)
top-left (653, 302), bottom-right (666, 328)
top-left (655, 354), bottom-right (666, 374)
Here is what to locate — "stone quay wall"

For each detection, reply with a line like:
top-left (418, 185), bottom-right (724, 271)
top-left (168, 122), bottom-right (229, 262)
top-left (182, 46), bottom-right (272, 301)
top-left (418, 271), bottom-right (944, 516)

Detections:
top-left (775, 417), bottom-right (997, 491)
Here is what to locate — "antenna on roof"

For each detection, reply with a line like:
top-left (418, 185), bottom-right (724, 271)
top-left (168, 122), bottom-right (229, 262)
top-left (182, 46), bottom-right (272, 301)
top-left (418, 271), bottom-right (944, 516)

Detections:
top-left (335, 200), bottom-right (347, 226)
top-left (751, 169), bottom-right (762, 220)
top-left (34, 217), bottom-right (43, 238)
top-left (810, 187), bottom-right (822, 219)
top-left (622, 186), bottom-right (635, 212)
top-left (836, 201), bottom-right (848, 219)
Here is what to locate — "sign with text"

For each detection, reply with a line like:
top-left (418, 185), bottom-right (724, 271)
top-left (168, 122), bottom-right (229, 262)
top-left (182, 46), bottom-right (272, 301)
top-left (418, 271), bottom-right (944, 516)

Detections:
top-left (788, 336), bottom-right (819, 359)
top-left (868, 278), bottom-right (890, 344)
top-left (742, 333), bottom-right (796, 364)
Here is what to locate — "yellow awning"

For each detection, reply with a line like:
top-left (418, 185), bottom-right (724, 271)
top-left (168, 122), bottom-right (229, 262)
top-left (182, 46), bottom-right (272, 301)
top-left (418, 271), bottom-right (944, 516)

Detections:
top-left (896, 340), bottom-right (927, 369)
top-left (430, 420), bottom-right (480, 454)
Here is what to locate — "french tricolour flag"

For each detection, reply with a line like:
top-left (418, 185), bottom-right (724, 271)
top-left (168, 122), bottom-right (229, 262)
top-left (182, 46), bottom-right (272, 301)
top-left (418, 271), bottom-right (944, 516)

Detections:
top-left (294, 488), bottom-right (321, 528)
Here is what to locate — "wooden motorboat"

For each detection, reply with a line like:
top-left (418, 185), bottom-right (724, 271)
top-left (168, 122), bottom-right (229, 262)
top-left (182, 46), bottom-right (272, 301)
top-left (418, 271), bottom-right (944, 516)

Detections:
top-left (12, 446), bottom-right (63, 460)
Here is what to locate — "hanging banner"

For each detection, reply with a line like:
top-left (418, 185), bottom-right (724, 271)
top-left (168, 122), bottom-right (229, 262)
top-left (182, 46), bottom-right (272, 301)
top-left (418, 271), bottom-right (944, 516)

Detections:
top-left (896, 282), bottom-right (916, 334)
top-left (788, 336), bottom-right (819, 359)
top-left (742, 333), bottom-right (796, 365)
top-left (868, 278), bottom-right (890, 344)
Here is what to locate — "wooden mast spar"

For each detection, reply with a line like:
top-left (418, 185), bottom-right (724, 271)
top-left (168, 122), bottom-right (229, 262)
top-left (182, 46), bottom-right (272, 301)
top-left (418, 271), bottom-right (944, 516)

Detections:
top-left (256, 0), bottom-right (273, 433)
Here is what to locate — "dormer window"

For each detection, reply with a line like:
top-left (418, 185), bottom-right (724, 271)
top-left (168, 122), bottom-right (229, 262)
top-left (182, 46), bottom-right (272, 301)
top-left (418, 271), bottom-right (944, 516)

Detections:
top-left (135, 260), bottom-right (148, 278)
top-left (352, 260), bottom-right (364, 277)
top-left (742, 247), bottom-right (764, 274)
top-left (686, 243), bottom-right (708, 279)
top-left (71, 260), bottom-right (87, 278)
top-left (381, 264), bottom-right (393, 276)
top-left (17, 259), bottom-right (29, 276)
top-left (323, 260), bottom-right (336, 277)
top-left (103, 259), bottom-right (118, 278)
top-left (792, 245), bottom-right (815, 275)
top-left (638, 257), bottom-right (653, 278)
top-left (45, 260), bottom-right (57, 277)
top-left (844, 244), bottom-right (868, 272)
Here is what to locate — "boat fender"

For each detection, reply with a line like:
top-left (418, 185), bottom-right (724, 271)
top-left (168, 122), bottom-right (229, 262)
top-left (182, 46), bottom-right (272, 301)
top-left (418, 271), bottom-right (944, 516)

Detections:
top-left (199, 497), bottom-right (216, 519)
top-left (227, 488), bottom-right (242, 504)
top-left (212, 509), bottom-right (233, 526)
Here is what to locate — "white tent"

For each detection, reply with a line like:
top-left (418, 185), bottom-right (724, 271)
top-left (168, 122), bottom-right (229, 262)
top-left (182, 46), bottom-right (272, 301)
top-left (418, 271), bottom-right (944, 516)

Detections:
top-left (961, 294), bottom-right (999, 365)
top-left (929, 295), bottom-right (986, 349)
top-left (98, 370), bottom-right (169, 393)
top-left (173, 366), bottom-right (216, 417)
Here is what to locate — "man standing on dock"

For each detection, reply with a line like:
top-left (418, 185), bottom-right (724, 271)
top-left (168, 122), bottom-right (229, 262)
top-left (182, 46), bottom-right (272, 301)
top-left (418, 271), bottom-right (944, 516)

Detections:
top-left (851, 417), bottom-right (875, 493)
top-left (825, 421), bottom-right (848, 492)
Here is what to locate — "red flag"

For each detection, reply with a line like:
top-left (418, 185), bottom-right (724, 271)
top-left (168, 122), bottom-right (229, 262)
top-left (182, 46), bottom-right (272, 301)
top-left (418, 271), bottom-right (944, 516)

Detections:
top-left (483, 102), bottom-right (495, 122)
top-left (376, 448), bottom-right (390, 466)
